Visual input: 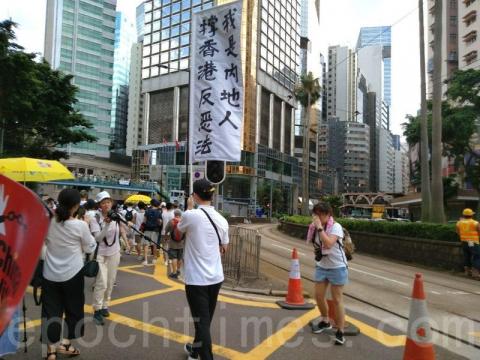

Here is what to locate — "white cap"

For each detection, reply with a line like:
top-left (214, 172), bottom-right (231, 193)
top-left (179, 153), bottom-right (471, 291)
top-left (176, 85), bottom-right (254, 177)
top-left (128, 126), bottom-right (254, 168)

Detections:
top-left (95, 191), bottom-right (111, 203)
top-left (160, 202), bottom-right (166, 207)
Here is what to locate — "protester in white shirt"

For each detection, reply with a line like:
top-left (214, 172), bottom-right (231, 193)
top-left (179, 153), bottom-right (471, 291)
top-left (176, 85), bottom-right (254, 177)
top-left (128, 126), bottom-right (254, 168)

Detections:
top-left (89, 191), bottom-right (124, 326)
top-left (178, 179), bottom-right (229, 360)
top-left (134, 201), bottom-right (146, 259)
top-left (161, 203), bottom-right (175, 265)
top-left (42, 189), bottom-right (96, 359)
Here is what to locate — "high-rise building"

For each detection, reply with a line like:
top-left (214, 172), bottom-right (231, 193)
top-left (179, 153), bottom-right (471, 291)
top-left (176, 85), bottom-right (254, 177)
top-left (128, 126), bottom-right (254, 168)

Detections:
top-left (135, 0), bottom-right (303, 214)
top-left (327, 46), bottom-right (357, 122)
top-left (356, 26), bottom-right (391, 106)
top-left (44, 0), bottom-right (117, 158)
top-left (427, 0), bottom-right (458, 96)
top-left (458, 0), bottom-right (480, 70)
top-left (111, 11), bottom-right (136, 154)
top-left (136, 2), bottom-right (145, 42)
top-left (126, 43), bottom-right (144, 157)
top-left (318, 119), bottom-right (370, 193)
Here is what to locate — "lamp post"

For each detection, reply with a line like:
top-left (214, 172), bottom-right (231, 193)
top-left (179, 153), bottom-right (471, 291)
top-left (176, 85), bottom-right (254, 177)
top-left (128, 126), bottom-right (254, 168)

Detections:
top-left (155, 64), bottom-right (192, 202)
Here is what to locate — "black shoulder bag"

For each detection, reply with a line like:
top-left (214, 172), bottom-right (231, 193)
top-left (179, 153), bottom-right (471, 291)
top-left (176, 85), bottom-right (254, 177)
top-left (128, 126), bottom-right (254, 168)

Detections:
top-left (83, 243), bottom-right (100, 277)
top-left (200, 208), bottom-right (222, 247)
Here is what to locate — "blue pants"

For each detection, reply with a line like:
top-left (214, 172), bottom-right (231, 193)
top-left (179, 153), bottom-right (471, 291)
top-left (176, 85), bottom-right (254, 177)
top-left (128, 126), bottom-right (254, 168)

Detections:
top-left (462, 242), bottom-right (480, 270)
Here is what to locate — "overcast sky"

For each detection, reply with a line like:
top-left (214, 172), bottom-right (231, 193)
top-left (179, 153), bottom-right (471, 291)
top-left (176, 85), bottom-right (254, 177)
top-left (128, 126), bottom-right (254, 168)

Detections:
top-left (1, 0), bottom-right (421, 137)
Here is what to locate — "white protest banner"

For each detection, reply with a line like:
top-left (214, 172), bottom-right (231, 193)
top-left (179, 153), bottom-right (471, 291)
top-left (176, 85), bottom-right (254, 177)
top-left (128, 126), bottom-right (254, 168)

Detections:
top-left (189, 0), bottom-right (243, 162)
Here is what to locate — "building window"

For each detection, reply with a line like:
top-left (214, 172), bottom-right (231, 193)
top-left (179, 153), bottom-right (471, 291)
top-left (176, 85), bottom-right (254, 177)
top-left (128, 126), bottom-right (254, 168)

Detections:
top-left (464, 50), bottom-right (477, 65)
top-left (463, 30), bottom-right (477, 45)
top-left (465, 0), bottom-right (476, 7)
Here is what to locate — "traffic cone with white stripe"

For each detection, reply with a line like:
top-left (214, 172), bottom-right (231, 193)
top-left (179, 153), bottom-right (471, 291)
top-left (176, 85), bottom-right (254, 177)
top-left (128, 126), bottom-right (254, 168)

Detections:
top-left (403, 273), bottom-right (435, 360)
top-left (276, 248), bottom-right (314, 310)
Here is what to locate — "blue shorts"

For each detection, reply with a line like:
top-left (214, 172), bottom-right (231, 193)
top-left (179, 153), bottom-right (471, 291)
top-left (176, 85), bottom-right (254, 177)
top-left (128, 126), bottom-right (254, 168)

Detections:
top-left (314, 266), bottom-right (348, 286)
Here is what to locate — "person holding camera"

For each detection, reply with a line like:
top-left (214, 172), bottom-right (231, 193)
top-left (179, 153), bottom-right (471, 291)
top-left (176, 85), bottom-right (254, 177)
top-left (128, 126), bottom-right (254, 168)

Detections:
top-left (178, 179), bottom-right (229, 360)
top-left (89, 191), bottom-right (123, 326)
top-left (42, 189), bottom-right (97, 359)
top-left (310, 202), bottom-right (348, 345)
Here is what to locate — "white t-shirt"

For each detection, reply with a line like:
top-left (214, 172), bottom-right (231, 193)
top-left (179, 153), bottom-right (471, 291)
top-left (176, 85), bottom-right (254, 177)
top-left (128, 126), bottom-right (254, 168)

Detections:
top-left (178, 205), bottom-right (229, 285)
top-left (89, 211), bottom-right (121, 257)
top-left (161, 210), bottom-right (175, 235)
top-left (135, 210), bottom-right (145, 229)
top-left (315, 222), bottom-right (347, 269)
top-left (43, 219), bottom-right (97, 282)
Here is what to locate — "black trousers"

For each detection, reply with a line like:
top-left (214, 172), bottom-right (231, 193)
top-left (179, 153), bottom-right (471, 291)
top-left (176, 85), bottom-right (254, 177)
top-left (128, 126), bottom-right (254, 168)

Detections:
top-left (185, 282), bottom-right (222, 360)
top-left (41, 269), bottom-right (85, 344)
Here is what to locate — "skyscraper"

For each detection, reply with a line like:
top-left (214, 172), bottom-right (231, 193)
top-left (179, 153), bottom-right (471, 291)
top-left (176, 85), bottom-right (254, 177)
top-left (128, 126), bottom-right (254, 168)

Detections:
top-left (136, 2), bottom-right (145, 42)
top-left (111, 11), bottom-right (135, 154)
top-left (44, 0), bottom-right (117, 158)
top-left (134, 0), bottom-right (303, 214)
top-left (356, 26), bottom-right (392, 106)
top-left (327, 45), bottom-right (357, 122)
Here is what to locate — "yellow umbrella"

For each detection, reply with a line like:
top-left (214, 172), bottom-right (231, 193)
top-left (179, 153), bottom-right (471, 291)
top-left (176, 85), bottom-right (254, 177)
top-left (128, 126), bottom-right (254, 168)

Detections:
top-left (125, 194), bottom-right (152, 204)
top-left (0, 157), bottom-right (74, 182)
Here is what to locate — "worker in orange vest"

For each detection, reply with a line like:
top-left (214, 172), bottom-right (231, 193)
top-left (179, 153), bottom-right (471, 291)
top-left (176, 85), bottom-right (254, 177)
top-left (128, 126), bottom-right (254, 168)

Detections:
top-left (456, 208), bottom-right (480, 279)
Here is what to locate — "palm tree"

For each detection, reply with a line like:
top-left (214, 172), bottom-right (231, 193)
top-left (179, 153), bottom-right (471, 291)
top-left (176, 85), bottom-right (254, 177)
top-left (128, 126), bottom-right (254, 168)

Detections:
top-left (431, 0), bottom-right (446, 223)
top-left (418, 0), bottom-right (431, 222)
top-left (294, 72), bottom-right (321, 215)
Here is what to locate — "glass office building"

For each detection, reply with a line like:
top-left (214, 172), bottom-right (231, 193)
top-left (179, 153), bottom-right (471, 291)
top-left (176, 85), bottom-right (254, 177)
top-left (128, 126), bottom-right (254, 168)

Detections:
top-left (44, 0), bottom-right (117, 158)
top-left (356, 26), bottom-right (391, 106)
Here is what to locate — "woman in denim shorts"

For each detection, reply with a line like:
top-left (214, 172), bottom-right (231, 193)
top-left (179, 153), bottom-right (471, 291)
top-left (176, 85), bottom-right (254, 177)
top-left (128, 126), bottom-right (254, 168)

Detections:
top-left (310, 202), bottom-right (349, 345)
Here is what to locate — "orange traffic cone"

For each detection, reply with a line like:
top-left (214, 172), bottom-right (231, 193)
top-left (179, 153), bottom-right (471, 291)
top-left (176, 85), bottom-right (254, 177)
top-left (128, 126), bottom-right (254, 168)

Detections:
top-left (276, 248), bottom-right (314, 310)
top-left (403, 273), bottom-right (435, 360)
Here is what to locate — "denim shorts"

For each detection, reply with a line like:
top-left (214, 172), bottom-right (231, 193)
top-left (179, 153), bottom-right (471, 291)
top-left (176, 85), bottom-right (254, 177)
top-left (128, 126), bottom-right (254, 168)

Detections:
top-left (314, 266), bottom-right (348, 286)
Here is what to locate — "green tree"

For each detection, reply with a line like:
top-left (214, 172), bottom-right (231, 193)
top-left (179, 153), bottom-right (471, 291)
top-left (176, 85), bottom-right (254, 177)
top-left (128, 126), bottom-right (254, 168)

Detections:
top-left (0, 20), bottom-right (96, 159)
top-left (321, 195), bottom-right (342, 217)
top-left (294, 72), bottom-right (321, 216)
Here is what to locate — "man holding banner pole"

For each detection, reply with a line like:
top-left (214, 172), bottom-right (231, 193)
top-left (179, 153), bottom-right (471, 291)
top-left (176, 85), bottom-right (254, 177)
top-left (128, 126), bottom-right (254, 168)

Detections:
top-left (183, 1), bottom-right (243, 359)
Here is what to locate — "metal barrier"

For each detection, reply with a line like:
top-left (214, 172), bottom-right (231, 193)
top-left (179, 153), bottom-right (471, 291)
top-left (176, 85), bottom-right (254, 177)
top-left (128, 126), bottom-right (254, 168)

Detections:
top-left (222, 226), bottom-right (261, 282)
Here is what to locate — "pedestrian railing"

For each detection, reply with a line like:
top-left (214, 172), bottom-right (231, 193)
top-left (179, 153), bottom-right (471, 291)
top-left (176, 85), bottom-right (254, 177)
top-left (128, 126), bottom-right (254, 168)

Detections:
top-left (223, 226), bottom-right (261, 282)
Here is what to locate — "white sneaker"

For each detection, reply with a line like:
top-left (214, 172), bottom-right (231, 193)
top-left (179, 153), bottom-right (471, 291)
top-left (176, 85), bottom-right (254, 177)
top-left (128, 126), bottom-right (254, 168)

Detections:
top-left (142, 260), bottom-right (148, 266)
top-left (152, 259), bottom-right (157, 265)
top-left (164, 261), bottom-right (168, 266)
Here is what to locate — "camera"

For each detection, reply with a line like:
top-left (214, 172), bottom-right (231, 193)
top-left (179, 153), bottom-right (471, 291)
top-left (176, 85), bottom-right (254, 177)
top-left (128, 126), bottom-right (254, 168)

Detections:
top-left (107, 210), bottom-right (120, 221)
top-left (314, 247), bottom-right (323, 262)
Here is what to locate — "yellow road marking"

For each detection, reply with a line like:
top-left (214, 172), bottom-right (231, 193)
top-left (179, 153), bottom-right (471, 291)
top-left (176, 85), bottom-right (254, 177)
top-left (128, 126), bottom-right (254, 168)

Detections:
top-left (118, 268), bottom-right (156, 279)
top-left (109, 287), bottom-right (180, 306)
top-left (84, 306), bottom-right (244, 359)
top-left (346, 315), bottom-right (406, 347)
top-left (240, 308), bottom-right (319, 359)
top-left (118, 264), bottom-right (145, 270)
top-left (20, 319), bottom-right (41, 330)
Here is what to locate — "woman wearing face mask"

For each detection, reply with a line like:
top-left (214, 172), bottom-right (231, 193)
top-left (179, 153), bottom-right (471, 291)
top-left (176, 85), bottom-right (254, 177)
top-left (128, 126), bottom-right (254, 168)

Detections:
top-left (41, 189), bottom-right (97, 359)
top-left (309, 202), bottom-right (348, 346)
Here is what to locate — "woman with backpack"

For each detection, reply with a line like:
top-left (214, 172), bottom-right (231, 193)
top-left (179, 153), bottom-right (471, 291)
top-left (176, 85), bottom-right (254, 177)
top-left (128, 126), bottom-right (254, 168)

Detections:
top-left (309, 202), bottom-right (348, 346)
top-left (41, 189), bottom-right (97, 359)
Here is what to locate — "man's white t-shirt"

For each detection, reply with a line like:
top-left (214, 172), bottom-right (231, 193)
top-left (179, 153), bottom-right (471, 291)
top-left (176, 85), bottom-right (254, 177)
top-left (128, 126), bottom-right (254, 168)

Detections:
top-left (315, 222), bottom-right (347, 269)
top-left (178, 205), bottom-right (229, 286)
top-left (44, 219), bottom-right (97, 282)
top-left (135, 210), bottom-right (145, 229)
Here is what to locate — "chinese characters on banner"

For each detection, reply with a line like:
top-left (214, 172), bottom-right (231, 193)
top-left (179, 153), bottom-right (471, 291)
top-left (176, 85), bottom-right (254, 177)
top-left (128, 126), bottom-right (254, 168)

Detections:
top-left (189, 1), bottom-right (243, 162)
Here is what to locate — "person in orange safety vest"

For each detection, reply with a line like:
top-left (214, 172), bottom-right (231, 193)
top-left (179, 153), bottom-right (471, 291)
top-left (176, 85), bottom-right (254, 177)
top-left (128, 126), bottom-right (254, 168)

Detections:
top-left (456, 208), bottom-right (480, 279)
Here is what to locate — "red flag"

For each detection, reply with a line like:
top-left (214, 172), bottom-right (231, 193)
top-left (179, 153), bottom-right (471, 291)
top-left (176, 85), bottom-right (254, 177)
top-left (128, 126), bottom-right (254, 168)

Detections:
top-left (0, 175), bottom-right (50, 333)
top-left (175, 140), bottom-right (181, 151)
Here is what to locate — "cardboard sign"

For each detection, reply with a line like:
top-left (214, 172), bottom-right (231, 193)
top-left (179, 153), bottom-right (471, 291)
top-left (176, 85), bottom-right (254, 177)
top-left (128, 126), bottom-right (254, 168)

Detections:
top-left (0, 175), bottom-right (49, 334)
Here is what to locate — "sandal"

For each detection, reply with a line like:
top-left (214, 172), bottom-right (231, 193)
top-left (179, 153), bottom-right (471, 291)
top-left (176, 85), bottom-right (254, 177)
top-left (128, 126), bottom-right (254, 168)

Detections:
top-left (44, 352), bottom-right (56, 360)
top-left (57, 343), bottom-right (80, 357)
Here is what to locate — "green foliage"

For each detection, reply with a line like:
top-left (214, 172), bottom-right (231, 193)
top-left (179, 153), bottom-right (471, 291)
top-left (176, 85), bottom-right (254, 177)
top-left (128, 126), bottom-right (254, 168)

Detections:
top-left (282, 216), bottom-right (459, 242)
top-left (320, 195), bottom-right (342, 217)
top-left (0, 20), bottom-right (97, 159)
top-left (294, 72), bottom-right (321, 107)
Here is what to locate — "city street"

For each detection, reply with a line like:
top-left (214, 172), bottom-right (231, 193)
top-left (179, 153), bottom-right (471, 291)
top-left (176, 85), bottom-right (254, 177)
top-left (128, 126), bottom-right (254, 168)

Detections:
top-left (12, 225), bottom-right (476, 359)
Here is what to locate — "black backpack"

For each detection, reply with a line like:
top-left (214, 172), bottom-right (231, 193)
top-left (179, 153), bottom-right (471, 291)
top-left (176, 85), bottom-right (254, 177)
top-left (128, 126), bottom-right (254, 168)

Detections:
top-left (145, 208), bottom-right (161, 231)
top-left (124, 209), bottom-right (134, 222)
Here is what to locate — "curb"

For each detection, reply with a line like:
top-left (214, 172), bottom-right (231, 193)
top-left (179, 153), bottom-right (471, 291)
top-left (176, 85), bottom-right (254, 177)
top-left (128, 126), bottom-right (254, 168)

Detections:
top-left (222, 285), bottom-right (311, 298)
